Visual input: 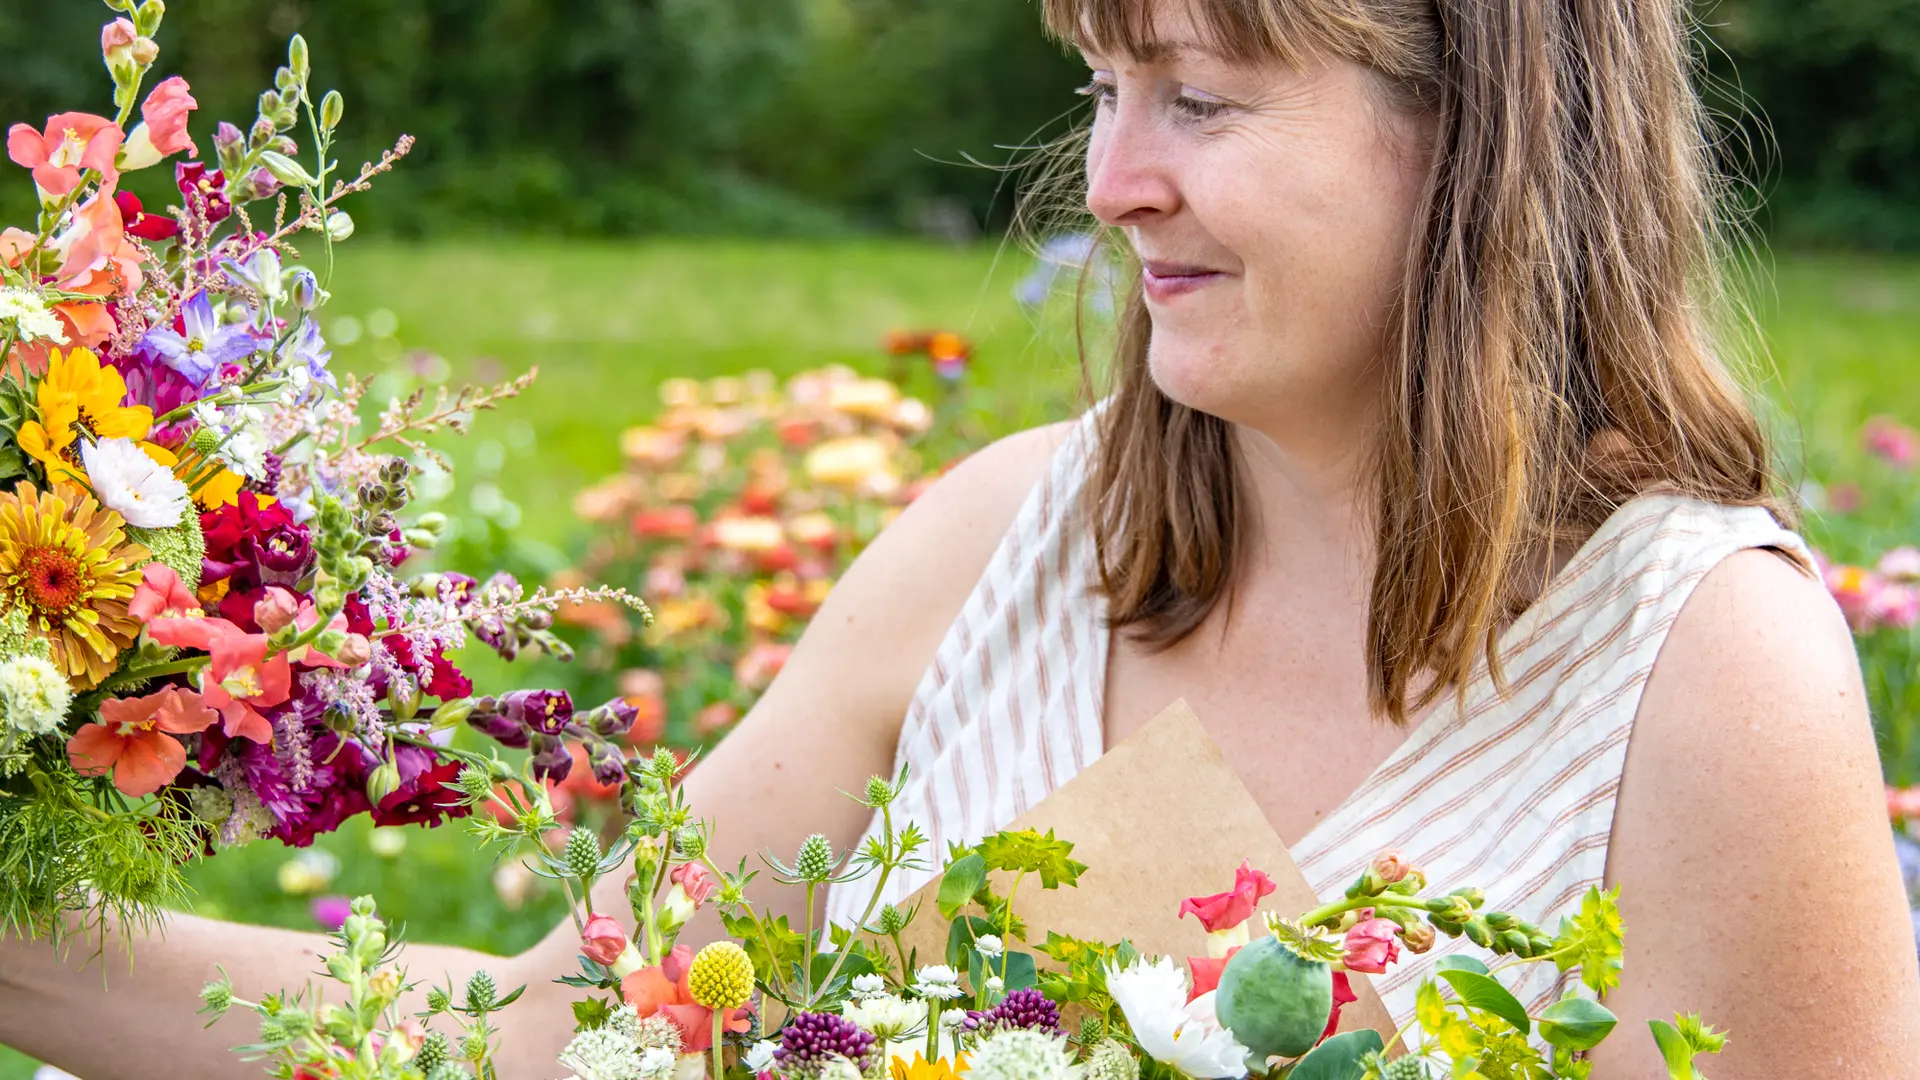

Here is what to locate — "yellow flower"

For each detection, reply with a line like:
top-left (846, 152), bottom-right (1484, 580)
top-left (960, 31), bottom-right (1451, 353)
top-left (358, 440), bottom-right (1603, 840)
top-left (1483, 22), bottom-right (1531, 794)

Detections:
top-left (171, 446), bottom-right (245, 511)
top-left (17, 347), bottom-right (157, 485)
top-left (686, 941), bottom-right (754, 1011)
top-left (828, 377), bottom-right (901, 422)
top-left (0, 482), bottom-right (149, 687)
top-left (892, 1053), bottom-right (969, 1079)
top-left (805, 436), bottom-right (894, 490)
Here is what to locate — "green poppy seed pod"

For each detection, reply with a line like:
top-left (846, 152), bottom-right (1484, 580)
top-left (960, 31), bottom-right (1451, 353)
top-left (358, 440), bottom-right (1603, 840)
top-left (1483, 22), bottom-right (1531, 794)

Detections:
top-left (464, 970), bottom-right (498, 1013)
top-left (795, 833), bottom-right (835, 882)
top-left (287, 35), bottom-right (310, 83)
top-left (326, 210), bottom-right (356, 241)
top-left (1214, 935), bottom-right (1334, 1061)
top-left (321, 89), bottom-right (344, 132)
top-left (562, 825), bottom-right (603, 881)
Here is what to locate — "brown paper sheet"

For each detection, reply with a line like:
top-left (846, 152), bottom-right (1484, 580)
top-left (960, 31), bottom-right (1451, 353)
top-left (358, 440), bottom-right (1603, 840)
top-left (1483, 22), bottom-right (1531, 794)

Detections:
top-left (896, 697), bottom-right (1398, 1043)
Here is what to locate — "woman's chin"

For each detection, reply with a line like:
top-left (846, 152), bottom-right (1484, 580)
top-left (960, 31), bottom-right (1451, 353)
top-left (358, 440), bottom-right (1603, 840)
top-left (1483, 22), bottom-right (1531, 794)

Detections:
top-left (1146, 343), bottom-right (1255, 421)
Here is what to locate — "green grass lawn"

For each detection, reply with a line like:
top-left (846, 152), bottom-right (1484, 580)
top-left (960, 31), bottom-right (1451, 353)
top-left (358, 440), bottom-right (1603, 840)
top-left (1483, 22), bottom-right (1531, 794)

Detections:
top-left (4, 242), bottom-right (1918, 1078)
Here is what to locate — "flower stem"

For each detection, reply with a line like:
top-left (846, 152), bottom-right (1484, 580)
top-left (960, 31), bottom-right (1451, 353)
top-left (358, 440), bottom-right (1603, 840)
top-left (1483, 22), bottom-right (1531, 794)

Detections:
top-left (801, 880), bottom-right (817, 1003)
top-left (1297, 893), bottom-right (1431, 930)
top-left (711, 1010), bottom-right (725, 1080)
top-left (97, 655), bottom-right (209, 691)
top-left (815, 803), bottom-right (895, 997)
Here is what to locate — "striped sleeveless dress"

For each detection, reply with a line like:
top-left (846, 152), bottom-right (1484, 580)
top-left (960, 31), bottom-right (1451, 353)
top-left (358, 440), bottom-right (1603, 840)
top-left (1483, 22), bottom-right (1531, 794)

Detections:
top-left (825, 409), bottom-right (1808, 1028)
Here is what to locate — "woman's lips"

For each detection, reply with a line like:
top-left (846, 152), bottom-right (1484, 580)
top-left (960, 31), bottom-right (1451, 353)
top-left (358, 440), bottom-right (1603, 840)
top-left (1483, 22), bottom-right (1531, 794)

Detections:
top-left (1141, 260), bottom-right (1227, 302)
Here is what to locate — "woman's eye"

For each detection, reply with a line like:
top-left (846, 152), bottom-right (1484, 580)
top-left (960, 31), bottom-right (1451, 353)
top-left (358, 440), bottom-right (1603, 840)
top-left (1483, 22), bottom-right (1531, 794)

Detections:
top-left (1173, 89), bottom-right (1230, 121)
top-left (1074, 78), bottom-right (1118, 110)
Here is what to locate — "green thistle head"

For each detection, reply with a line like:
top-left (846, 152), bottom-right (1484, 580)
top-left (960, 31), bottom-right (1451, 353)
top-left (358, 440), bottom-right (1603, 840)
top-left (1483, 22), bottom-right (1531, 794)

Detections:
top-left (414, 1030), bottom-right (451, 1071)
top-left (864, 774), bottom-right (895, 807)
top-left (562, 826), bottom-right (603, 881)
top-left (875, 903), bottom-right (908, 936)
top-left (464, 970), bottom-right (498, 1013)
top-left (795, 833), bottom-right (834, 882)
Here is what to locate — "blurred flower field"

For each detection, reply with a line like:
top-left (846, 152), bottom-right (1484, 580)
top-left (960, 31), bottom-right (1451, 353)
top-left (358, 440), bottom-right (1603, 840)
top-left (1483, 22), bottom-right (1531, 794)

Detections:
top-left (5, 241), bottom-right (1920, 1077)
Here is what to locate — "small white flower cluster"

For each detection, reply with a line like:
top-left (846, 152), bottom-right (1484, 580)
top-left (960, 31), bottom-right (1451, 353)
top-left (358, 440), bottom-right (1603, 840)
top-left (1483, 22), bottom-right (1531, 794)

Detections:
top-left (191, 398), bottom-right (274, 481)
top-left (842, 990), bottom-right (929, 1041)
top-left (911, 964), bottom-right (965, 1002)
top-left (555, 1006), bottom-right (683, 1080)
top-left (0, 655), bottom-right (71, 736)
top-left (0, 286), bottom-right (67, 345)
top-left (966, 1028), bottom-right (1086, 1080)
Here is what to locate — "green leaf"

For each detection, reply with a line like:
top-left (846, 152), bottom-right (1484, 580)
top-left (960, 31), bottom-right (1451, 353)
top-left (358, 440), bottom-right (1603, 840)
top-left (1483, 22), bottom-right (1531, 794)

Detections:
top-left (1675, 1013), bottom-right (1729, 1057)
top-left (937, 851), bottom-right (987, 919)
top-left (975, 828), bottom-right (1088, 889)
top-left (1536, 997), bottom-right (1617, 1051)
top-left (969, 948), bottom-right (1039, 996)
top-left (1288, 1030), bottom-right (1385, 1080)
top-left (571, 996), bottom-right (613, 1031)
top-left (1434, 954), bottom-right (1491, 976)
top-left (1438, 969), bottom-right (1530, 1035)
top-left (1552, 886), bottom-right (1625, 994)
top-left (1648, 1019), bottom-right (1696, 1079)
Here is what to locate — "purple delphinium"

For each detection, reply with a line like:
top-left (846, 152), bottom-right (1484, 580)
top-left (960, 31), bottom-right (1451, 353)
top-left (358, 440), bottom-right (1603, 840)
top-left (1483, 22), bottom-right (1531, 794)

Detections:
top-left (775, 1012), bottom-right (875, 1073)
top-left (966, 988), bottom-right (1062, 1036)
top-left (279, 315), bottom-right (336, 390)
top-left (138, 289), bottom-right (259, 386)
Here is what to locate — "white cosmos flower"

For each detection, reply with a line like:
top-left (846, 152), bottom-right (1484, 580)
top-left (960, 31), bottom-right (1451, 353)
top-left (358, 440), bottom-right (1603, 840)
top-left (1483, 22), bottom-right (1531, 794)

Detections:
top-left (80, 437), bottom-right (190, 528)
top-left (1106, 955), bottom-right (1251, 1079)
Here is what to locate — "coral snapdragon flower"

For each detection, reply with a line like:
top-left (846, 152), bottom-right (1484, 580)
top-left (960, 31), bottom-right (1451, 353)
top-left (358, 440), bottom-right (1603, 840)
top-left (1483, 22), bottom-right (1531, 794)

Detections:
top-left (620, 944), bottom-right (753, 1053)
top-left (67, 685), bottom-right (217, 796)
top-left (6, 112), bottom-right (122, 196)
top-left (146, 615), bottom-right (289, 743)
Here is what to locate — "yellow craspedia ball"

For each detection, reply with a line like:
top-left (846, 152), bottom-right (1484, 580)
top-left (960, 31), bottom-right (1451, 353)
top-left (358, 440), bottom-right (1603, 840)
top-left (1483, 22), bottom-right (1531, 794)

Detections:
top-left (687, 940), bottom-right (754, 1011)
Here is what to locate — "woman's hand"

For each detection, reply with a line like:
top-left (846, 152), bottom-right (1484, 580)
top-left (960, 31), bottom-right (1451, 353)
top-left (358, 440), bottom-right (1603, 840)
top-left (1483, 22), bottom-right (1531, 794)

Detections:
top-left (1596, 548), bottom-right (1920, 1077)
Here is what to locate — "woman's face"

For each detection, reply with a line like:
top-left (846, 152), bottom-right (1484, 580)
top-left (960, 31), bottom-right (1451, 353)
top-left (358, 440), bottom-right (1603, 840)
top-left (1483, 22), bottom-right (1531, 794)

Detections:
top-left (1081, 5), bottom-right (1435, 434)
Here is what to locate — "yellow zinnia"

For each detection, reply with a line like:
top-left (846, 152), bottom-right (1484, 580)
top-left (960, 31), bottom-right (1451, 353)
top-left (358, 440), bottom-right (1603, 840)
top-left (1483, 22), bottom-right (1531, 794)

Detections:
top-left (0, 482), bottom-right (150, 687)
top-left (16, 347), bottom-right (157, 485)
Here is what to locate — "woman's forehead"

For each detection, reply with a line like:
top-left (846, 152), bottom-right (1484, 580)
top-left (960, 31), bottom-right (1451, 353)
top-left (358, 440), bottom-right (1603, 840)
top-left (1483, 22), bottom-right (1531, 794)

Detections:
top-left (1046, 0), bottom-right (1328, 67)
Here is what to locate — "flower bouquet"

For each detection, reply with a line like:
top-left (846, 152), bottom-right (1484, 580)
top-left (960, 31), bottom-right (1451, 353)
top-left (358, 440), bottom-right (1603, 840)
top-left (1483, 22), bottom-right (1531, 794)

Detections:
top-left (0, 0), bottom-right (642, 942)
top-left (205, 736), bottom-right (1731, 1080)
top-left (554, 356), bottom-right (982, 752)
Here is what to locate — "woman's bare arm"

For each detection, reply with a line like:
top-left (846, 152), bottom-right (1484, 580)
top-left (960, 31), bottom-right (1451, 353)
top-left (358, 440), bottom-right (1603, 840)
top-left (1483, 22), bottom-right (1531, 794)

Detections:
top-left (1592, 549), bottom-right (1920, 1077)
top-left (0, 422), bottom-right (1071, 1079)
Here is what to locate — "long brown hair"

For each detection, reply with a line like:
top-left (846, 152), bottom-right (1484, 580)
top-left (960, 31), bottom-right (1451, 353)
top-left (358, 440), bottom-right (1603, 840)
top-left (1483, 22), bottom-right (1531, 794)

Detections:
top-left (1036, 0), bottom-right (1795, 723)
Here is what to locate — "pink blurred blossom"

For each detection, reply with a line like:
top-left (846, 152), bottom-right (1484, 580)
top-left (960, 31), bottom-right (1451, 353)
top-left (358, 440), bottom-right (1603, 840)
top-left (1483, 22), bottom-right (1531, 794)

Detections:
top-left (1864, 416), bottom-right (1919, 469)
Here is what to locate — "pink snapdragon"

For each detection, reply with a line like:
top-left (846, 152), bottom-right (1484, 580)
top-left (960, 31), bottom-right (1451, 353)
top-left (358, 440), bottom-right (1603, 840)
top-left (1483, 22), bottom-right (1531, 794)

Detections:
top-left (1341, 914), bottom-right (1403, 975)
top-left (7, 113), bottom-right (122, 196)
top-left (128, 563), bottom-right (202, 620)
top-left (119, 76), bottom-right (199, 170)
top-left (101, 19), bottom-right (138, 67)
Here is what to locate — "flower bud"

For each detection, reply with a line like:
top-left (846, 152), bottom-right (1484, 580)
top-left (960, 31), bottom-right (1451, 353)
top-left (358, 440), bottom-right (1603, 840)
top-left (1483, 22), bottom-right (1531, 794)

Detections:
top-left (326, 209), bottom-right (355, 241)
top-left (101, 18), bottom-right (138, 67)
top-left (289, 268), bottom-right (321, 311)
top-left (365, 759), bottom-right (402, 805)
top-left (1463, 918), bottom-right (1494, 948)
top-left (130, 36), bottom-right (159, 65)
top-left (367, 965), bottom-right (401, 1002)
top-left (253, 588), bottom-right (300, 634)
top-left (134, 0), bottom-right (164, 35)
top-left (580, 913), bottom-right (630, 967)
top-left (287, 34), bottom-right (310, 84)
top-left (1398, 920), bottom-right (1436, 954)
top-left (321, 89), bottom-right (344, 132)
top-left (434, 697), bottom-right (477, 730)
top-left (1369, 850), bottom-right (1413, 885)
top-left (1496, 929), bottom-right (1532, 956)
top-left (530, 734), bottom-right (572, 784)
top-left (1484, 910), bottom-right (1516, 932)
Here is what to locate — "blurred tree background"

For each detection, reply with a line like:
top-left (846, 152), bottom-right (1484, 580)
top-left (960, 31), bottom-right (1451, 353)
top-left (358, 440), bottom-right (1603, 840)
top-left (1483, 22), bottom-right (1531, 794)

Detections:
top-left (2, 0), bottom-right (1913, 245)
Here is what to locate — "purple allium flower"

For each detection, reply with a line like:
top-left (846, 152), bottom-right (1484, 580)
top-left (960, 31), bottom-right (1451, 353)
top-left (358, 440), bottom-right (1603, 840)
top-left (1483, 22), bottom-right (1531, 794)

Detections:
top-left (138, 290), bottom-right (258, 386)
top-left (775, 1012), bottom-right (876, 1072)
top-left (505, 688), bottom-right (574, 736)
top-left (312, 894), bottom-right (352, 931)
top-left (968, 988), bottom-right (1062, 1036)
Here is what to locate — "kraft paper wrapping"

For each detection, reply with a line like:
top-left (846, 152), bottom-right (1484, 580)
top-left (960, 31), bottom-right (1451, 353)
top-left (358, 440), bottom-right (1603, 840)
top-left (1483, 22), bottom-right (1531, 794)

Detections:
top-left (895, 697), bottom-right (1397, 1043)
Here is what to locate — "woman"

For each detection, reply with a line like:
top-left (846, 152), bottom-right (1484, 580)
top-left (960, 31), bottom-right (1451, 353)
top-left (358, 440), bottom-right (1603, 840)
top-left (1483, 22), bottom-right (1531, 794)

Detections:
top-left (6, 0), bottom-right (1918, 1075)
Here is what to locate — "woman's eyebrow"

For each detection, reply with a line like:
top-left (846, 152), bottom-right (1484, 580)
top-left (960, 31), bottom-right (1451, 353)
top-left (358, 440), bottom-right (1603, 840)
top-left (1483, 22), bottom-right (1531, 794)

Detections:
top-left (1080, 37), bottom-right (1216, 65)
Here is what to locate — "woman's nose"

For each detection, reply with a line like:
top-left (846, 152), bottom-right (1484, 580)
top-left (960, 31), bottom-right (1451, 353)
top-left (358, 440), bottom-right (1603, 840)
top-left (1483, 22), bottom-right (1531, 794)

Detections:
top-left (1084, 113), bottom-right (1180, 227)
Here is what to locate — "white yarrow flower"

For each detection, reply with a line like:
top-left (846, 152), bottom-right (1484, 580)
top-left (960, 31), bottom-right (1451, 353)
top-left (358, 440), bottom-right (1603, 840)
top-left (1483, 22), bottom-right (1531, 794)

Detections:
top-left (0, 287), bottom-right (66, 344)
top-left (913, 964), bottom-right (965, 1001)
top-left (0, 655), bottom-right (72, 735)
top-left (842, 992), bottom-right (929, 1040)
top-left (975, 934), bottom-right (1005, 958)
top-left (636, 1046), bottom-right (677, 1079)
top-left (556, 1028), bottom-right (643, 1080)
top-left (1106, 956), bottom-right (1250, 1079)
top-left (79, 437), bottom-right (191, 528)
